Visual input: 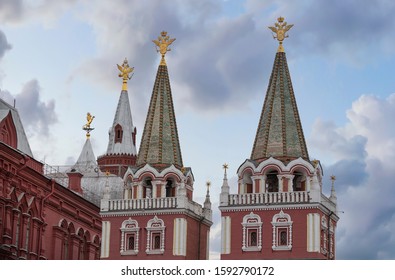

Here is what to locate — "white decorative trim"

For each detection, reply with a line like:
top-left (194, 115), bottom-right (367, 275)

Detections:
top-left (307, 213), bottom-right (320, 252)
top-left (221, 216), bottom-right (231, 254)
top-left (271, 210), bottom-right (293, 251)
top-left (120, 218), bottom-right (139, 255)
top-left (100, 221), bottom-right (111, 258)
top-left (237, 157), bottom-right (315, 180)
top-left (173, 218), bottom-right (187, 256)
top-left (145, 216), bottom-right (165, 254)
top-left (241, 212), bottom-right (262, 252)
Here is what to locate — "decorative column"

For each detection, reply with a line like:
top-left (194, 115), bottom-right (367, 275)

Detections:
top-left (282, 175), bottom-right (295, 192)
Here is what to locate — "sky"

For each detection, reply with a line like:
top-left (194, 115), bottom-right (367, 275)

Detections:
top-left (1, 0), bottom-right (395, 260)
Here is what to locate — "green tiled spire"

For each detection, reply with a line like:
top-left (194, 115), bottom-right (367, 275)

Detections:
top-left (136, 63), bottom-right (183, 168)
top-left (251, 51), bottom-right (309, 162)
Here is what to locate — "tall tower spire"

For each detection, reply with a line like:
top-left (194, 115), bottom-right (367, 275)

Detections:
top-left (251, 17), bottom-right (308, 163)
top-left (219, 18), bottom-right (339, 260)
top-left (100, 32), bottom-right (212, 260)
top-left (97, 58), bottom-right (137, 176)
top-left (137, 31), bottom-right (183, 169)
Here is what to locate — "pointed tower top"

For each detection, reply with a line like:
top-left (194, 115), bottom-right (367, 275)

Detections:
top-left (268, 17), bottom-right (293, 52)
top-left (73, 134), bottom-right (98, 174)
top-left (137, 32), bottom-right (183, 169)
top-left (117, 58), bottom-right (134, 91)
top-left (153, 31), bottom-right (176, 66)
top-left (251, 19), bottom-right (309, 163)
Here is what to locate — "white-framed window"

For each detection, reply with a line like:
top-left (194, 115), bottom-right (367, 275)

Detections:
top-left (242, 212), bottom-right (262, 252)
top-left (271, 210), bottom-right (293, 251)
top-left (120, 218), bottom-right (139, 255)
top-left (146, 216), bottom-right (165, 254)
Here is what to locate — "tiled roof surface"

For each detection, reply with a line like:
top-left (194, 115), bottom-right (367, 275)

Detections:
top-left (137, 64), bottom-right (183, 168)
top-left (251, 51), bottom-right (309, 162)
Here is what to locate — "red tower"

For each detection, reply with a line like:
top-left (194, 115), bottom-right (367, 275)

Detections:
top-left (219, 18), bottom-right (339, 260)
top-left (100, 31), bottom-right (212, 260)
top-left (97, 58), bottom-right (137, 177)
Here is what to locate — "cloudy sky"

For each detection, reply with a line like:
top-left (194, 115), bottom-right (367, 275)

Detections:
top-left (1, 0), bottom-right (395, 260)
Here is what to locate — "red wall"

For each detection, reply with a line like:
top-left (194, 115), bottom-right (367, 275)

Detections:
top-left (103, 213), bottom-right (210, 260)
top-left (221, 208), bottom-right (331, 260)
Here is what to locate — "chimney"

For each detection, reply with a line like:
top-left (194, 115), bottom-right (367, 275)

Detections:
top-left (67, 169), bottom-right (83, 194)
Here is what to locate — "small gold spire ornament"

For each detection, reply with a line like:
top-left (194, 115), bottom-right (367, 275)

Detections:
top-left (117, 58), bottom-right (134, 91)
top-left (153, 31), bottom-right (176, 65)
top-left (82, 112), bottom-right (95, 139)
top-left (268, 17), bottom-right (293, 52)
top-left (206, 181), bottom-right (211, 191)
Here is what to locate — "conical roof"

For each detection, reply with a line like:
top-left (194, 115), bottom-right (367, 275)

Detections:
top-left (136, 63), bottom-right (183, 168)
top-left (73, 138), bottom-right (98, 173)
top-left (250, 45), bottom-right (309, 163)
top-left (105, 89), bottom-right (137, 156)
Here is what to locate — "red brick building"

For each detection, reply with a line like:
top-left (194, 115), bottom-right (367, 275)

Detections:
top-left (219, 18), bottom-right (339, 260)
top-left (0, 98), bottom-right (101, 260)
top-left (100, 32), bottom-right (212, 260)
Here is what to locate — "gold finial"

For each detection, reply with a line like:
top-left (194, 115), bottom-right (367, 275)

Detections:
top-left (223, 163), bottom-right (228, 175)
top-left (153, 31), bottom-right (176, 66)
top-left (82, 112), bottom-right (95, 139)
top-left (117, 58), bottom-right (134, 91)
top-left (330, 175), bottom-right (336, 182)
top-left (206, 181), bottom-right (211, 191)
top-left (105, 170), bottom-right (110, 176)
top-left (181, 166), bottom-right (186, 174)
top-left (312, 159), bottom-right (319, 167)
top-left (268, 17), bottom-right (293, 52)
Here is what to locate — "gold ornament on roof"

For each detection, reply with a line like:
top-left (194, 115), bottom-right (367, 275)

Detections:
top-left (206, 181), bottom-right (211, 191)
top-left (117, 58), bottom-right (134, 91)
top-left (153, 31), bottom-right (176, 66)
top-left (268, 17), bottom-right (293, 52)
top-left (82, 112), bottom-right (95, 139)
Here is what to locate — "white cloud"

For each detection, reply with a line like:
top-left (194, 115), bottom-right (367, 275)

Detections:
top-left (311, 93), bottom-right (395, 259)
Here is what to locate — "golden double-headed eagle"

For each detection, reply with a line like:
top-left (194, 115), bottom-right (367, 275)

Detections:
top-left (117, 58), bottom-right (134, 82)
top-left (153, 31), bottom-right (176, 64)
top-left (268, 17), bottom-right (293, 42)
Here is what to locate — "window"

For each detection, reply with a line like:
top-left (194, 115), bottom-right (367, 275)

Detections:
top-left (127, 235), bottom-right (135, 250)
top-left (242, 212), bottom-right (262, 252)
top-left (266, 171), bottom-right (279, 192)
top-left (115, 124), bottom-right (123, 143)
top-left (165, 179), bottom-right (175, 197)
top-left (271, 210), bottom-right (293, 250)
top-left (120, 218), bottom-right (139, 255)
top-left (248, 230), bottom-right (257, 246)
top-left (146, 216), bottom-right (165, 254)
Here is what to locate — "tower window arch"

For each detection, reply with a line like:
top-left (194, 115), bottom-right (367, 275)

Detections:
top-left (266, 170), bottom-right (279, 192)
top-left (292, 168), bottom-right (307, 191)
top-left (271, 210), bottom-right (293, 251)
top-left (115, 124), bottom-right (123, 143)
top-left (145, 216), bottom-right (165, 254)
top-left (120, 218), bottom-right (140, 255)
top-left (242, 212), bottom-right (262, 252)
top-left (165, 178), bottom-right (176, 197)
top-left (242, 171), bottom-right (253, 194)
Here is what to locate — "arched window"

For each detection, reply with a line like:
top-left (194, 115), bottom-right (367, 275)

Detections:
top-left (166, 178), bottom-right (175, 197)
top-left (146, 216), bottom-right (165, 254)
top-left (120, 218), bottom-right (139, 255)
top-left (143, 178), bottom-right (153, 198)
top-left (271, 210), bottom-right (293, 250)
top-left (292, 170), bottom-right (306, 191)
top-left (266, 170), bottom-right (279, 192)
top-left (242, 171), bottom-right (253, 194)
top-left (115, 124), bottom-right (123, 143)
top-left (242, 212), bottom-right (262, 252)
